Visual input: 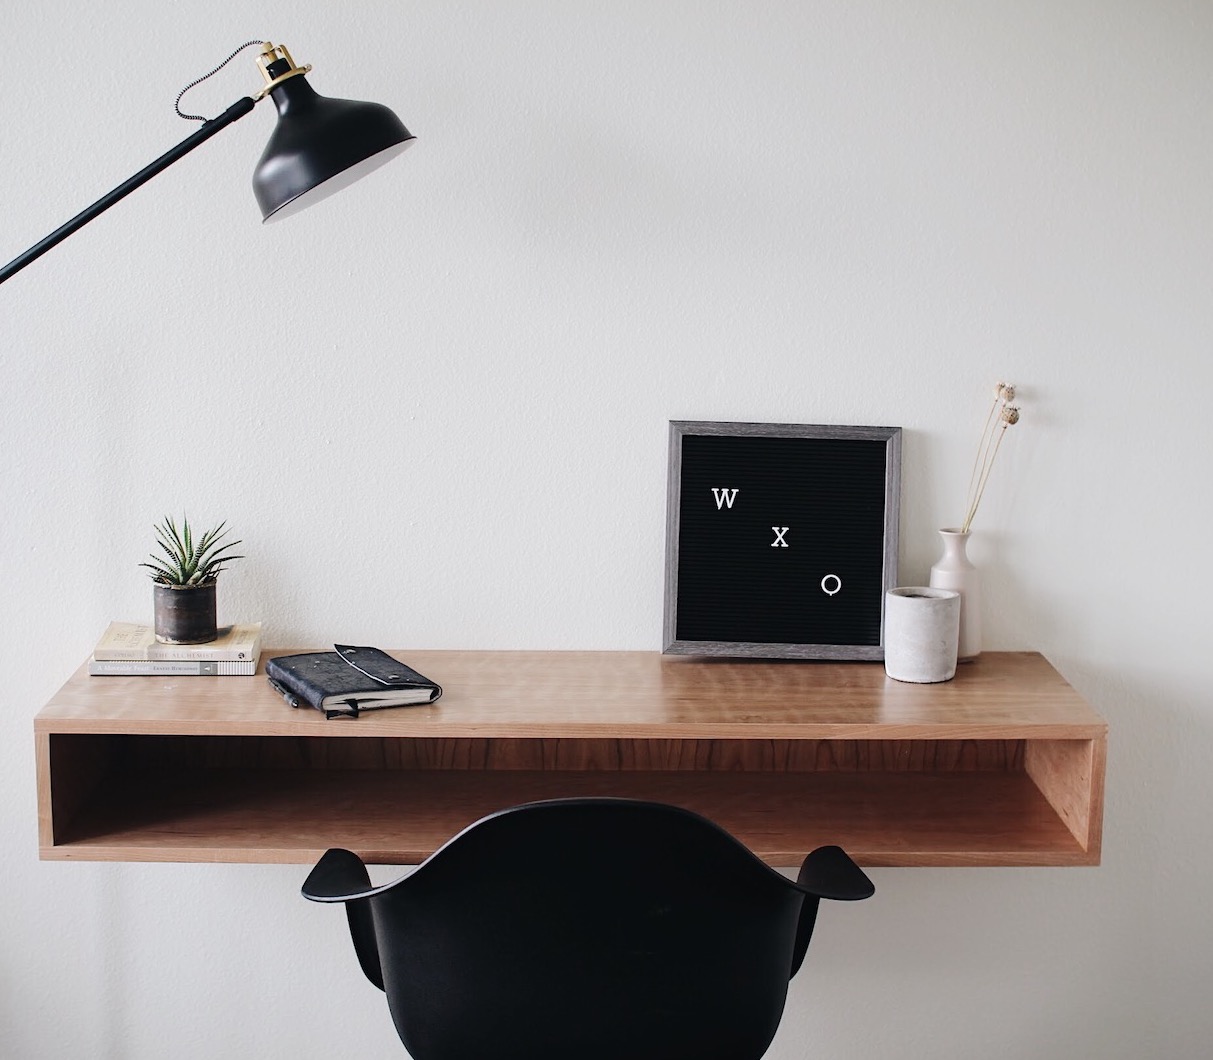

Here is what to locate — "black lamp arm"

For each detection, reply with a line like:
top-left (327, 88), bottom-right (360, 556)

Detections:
top-left (0, 96), bottom-right (257, 286)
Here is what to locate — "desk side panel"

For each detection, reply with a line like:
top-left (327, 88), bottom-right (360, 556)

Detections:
top-left (1025, 737), bottom-right (1106, 863)
top-left (39, 733), bottom-right (120, 854)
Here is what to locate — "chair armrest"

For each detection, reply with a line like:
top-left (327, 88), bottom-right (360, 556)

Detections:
top-left (301, 848), bottom-right (375, 903)
top-left (301, 848), bottom-right (388, 991)
top-left (796, 845), bottom-right (875, 901)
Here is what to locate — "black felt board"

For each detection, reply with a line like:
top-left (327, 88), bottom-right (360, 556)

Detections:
top-left (663, 422), bottom-right (901, 659)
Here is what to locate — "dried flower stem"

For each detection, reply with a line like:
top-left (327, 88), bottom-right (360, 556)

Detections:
top-left (964, 421), bottom-right (1007, 533)
top-left (964, 394), bottom-right (1003, 517)
top-left (960, 383), bottom-right (1019, 534)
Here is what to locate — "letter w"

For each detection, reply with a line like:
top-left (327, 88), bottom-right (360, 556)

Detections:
top-left (712, 488), bottom-right (739, 510)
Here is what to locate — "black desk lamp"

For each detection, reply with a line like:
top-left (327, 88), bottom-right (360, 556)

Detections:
top-left (0, 41), bottom-right (415, 285)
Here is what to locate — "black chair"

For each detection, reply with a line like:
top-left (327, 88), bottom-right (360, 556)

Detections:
top-left (302, 797), bottom-right (874, 1060)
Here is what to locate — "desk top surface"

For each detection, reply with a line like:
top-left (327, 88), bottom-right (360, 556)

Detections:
top-left (36, 650), bottom-right (1106, 740)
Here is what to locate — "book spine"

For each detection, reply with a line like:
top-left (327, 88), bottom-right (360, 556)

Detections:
top-left (264, 657), bottom-right (326, 710)
top-left (93, 641), bottom-right (261, 662)
top-left (88, 659), bottom-right (257, 676)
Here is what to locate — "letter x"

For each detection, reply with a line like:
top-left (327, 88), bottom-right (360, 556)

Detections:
top-left (771, 527), bottom-right (789, 548)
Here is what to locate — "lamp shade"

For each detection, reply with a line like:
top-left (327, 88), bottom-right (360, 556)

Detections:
top-left (252, 70), bottom-right (414, 223)
top-left (1, 40), bottom-right (417, 285)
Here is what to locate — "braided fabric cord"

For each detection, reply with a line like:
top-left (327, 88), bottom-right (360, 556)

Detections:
top-left (175, 40), bottom-right (267, 122)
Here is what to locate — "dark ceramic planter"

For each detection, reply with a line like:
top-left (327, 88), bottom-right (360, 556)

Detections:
top-left (153, 582), bottom-right (218, 643)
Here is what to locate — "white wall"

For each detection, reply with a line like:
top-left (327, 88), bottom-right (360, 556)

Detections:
top-left (3, 2), bottom-right (1211, 1056)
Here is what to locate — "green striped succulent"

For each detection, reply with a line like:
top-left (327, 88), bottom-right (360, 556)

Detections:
top-left (140, 515), bottom-right (244, 587)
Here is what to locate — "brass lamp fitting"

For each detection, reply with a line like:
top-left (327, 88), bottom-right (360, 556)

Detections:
top-left (253, 43), bottom-right (313, 99)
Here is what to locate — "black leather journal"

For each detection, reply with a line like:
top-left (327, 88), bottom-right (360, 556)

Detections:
top-left (266, 646), bottom-right (443, 719)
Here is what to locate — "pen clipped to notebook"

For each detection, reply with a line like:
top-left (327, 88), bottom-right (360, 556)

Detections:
top-left (266, 646), bottom-right (442, 719)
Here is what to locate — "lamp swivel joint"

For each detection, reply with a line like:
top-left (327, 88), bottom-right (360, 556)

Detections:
top-left (254, 43), bottom-right (313, 100)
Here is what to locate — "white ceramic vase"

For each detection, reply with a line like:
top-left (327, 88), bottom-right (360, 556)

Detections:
top-left (883, 588), bottom-right (961, 683)
top-left (928, 528), bottom-right (981, 660)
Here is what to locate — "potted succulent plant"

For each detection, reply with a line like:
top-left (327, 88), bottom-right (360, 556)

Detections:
top-left (140, 515), bottom-right (244, 643)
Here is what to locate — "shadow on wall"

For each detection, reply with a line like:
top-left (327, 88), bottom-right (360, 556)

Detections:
top-left (767, 639), bottom-right (1203, 1060)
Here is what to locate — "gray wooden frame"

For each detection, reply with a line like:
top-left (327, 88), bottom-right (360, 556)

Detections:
top-left (663, 421), bottom-right (901, 660)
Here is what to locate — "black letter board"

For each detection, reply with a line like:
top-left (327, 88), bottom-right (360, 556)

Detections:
top-left (663, 421), bottom-right (901, 659)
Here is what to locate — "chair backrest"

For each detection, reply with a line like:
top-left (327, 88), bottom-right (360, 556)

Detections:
top-left (352, 799), bottom-right (815, 1060)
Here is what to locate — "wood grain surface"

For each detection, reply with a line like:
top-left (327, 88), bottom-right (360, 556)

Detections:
top-left (35, 651), bottom-right (1106, 867)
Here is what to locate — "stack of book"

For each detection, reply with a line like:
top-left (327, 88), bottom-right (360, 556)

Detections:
top-left (89, 622), bottom-right (262, 676)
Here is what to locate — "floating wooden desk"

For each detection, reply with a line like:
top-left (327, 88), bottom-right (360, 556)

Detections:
top-left (35, 650), bottom-right (1105, 867)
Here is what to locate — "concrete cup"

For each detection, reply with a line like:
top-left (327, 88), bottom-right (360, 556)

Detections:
top-left (884, 587), bottom-right (961, 683)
